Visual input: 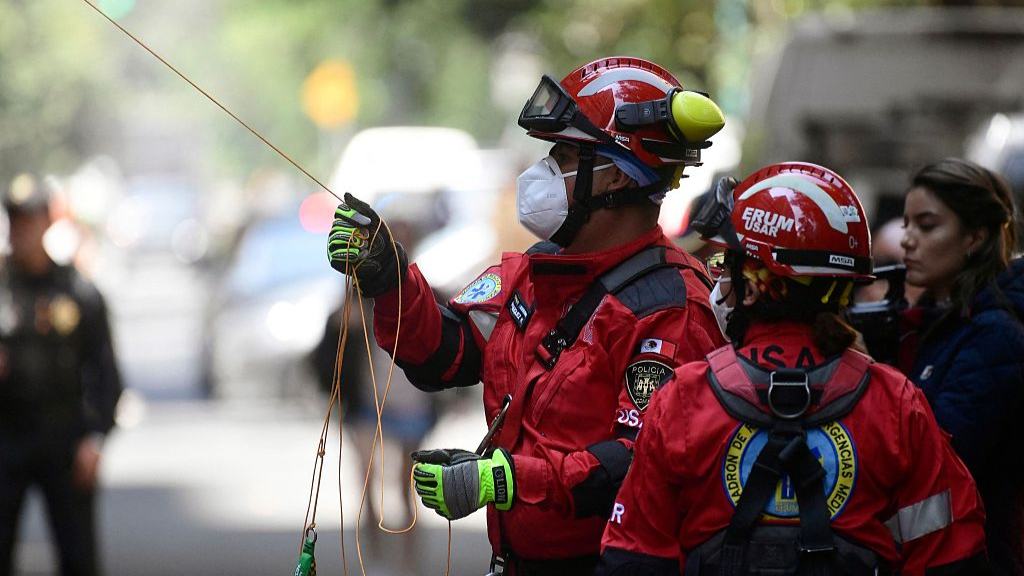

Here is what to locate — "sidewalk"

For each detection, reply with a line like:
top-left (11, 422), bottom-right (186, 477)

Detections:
top-left (14, 397), bottom-right (490, 576)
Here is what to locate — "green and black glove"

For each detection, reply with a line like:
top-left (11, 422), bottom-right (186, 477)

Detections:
top-left (411, 448), bottom-right (515, 520)
top-left (327, 192), bottom-right (408, 298)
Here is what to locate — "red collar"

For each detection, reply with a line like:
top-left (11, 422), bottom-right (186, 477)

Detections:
top-left (738, 321), bottom-right (828, 368)
top-left (528, 226), bottom-right (666, 281)
top-left (527, 226), bottom-right (668, 305)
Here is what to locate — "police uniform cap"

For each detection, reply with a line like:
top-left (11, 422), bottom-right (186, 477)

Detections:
top-left (3, 174), bottom-right (52, 216)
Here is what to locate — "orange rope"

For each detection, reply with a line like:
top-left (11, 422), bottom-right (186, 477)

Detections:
top-left (300, 261), bottom-right (357, 557)
top-left (79, 2), bottom-right (457, 572)
top-left (77, 0), bottom-right (341, 202)
top-left (345, 219), bottom-right (453, 575)
top-left (361, 222), bottom-right (415, 529)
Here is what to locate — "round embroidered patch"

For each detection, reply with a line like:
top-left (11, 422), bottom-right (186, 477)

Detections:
top-left (624, 360), bottom-right (672, 411)
top-left (453, 273), bottom-right (502, 304)
top-left (721, 421), bottom-right (857, 520)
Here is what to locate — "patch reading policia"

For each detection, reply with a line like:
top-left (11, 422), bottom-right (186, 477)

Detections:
top-left (722, 422), bottom-right (857, 520)
top-left (453, 272), bottom-right (502, 304)
top-left (624, 360), bottom-right (672, 410)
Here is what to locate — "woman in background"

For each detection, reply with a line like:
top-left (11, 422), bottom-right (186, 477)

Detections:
top-left (901, 157), bottom-right (1024, 575)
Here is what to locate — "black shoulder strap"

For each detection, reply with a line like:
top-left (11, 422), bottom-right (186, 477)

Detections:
top-left (706, 349), bottom-right (872, 428)
top-left (526, 241), bottom-right (561, 255)
top-left (535, 245), bottom-right (695, 369)
top-left (720, 420), bottom-right (840, 576)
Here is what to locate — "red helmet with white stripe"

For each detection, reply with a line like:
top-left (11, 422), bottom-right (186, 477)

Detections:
top-left (518, 56), bottom-right (724, 168)
top-left (704, 162), bottom-right (873, 279)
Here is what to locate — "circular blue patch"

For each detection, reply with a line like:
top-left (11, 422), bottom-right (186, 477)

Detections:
top-left (453, 273), bottom-right (502, 304)
top-left (721, 422), bottom-right (857, 520)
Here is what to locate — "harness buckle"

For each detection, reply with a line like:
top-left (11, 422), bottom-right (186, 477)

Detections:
top-left (768, 369), bottom-right (811, 420)
top-left (485, 553), bottom-right (507, 576)
top-left (537, 329), bottom-right (567, 369)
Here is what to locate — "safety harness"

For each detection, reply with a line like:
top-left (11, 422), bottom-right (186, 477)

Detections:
top-left (535, 243), bottom-right (712, 369)
top-left (685, 345), bottom-right (889, 576)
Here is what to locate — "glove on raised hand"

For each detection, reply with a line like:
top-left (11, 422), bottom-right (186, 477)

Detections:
top-left (690, 176), bottom-right (739, 240)
top-left (327, 192), bottom-right (408, 298)
top-left (411, 448), bottom-right (515, 520)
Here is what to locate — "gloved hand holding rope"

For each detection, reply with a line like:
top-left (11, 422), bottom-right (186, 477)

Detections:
top-left (328, 192), bottom-right (408, 298)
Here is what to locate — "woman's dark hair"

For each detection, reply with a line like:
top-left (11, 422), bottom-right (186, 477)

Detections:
top-left (910, 158), bottom-right (1017, 314)
top-left (722, 251), bottom-right (860, 357)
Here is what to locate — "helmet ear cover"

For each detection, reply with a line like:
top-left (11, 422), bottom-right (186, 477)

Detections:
top-left (615, 88), bottom-right (690, 137)
top-left (615, 89), bottom-right (712, 165)
top-left (614, 88), bottom-right (712, 141)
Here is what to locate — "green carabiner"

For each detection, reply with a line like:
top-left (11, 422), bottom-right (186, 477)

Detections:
top-left (292, 528), bottom-right (317, 576)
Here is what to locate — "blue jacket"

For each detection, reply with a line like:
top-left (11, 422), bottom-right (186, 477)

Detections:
top-left (907, 258), bottom-right (1024, 573)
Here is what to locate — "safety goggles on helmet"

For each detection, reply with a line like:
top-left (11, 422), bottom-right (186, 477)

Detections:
top-left (705, 252), bottom-right (730, 283)
top-left (519, 75), bottom-right (620, 147)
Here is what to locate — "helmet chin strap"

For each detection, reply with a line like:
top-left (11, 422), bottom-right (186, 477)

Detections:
top-left (550, 143), bottom-right (597, 248)
top-left (549, 143), bottom-right (665, 248)
top-left (724, 251), bottom-right (752, 344)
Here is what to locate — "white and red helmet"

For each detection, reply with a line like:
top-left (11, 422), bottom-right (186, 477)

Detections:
top-left (518, 56), bottom-right (724, 169)
top-left (696, 163), bottom-right (873, 279)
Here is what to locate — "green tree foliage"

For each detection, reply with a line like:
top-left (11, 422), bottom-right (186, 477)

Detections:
top-left (0, 1), bottom-right (122, 179)
top-left (521, 0), bottom-right (718, 89)
top-left (0, 0), bottom-right (990, 184)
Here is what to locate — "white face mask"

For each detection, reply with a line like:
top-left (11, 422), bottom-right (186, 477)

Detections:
top-left (515, 155), bottom-right (614, 241)
top-left (709, 280), bottom-right (734, 339)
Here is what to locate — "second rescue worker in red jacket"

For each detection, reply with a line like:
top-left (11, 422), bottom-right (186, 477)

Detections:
top-left (328, 57), bottom-right (727, 574)
top-left (596, 163), bottom-right (990, 575)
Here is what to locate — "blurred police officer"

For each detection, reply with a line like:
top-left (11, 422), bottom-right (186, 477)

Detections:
top-left (0, 174), bottom-right (123, 576)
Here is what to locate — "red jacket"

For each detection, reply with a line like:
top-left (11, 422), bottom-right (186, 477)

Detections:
top-left (600, 322), bottom-right (988, 575)
top-left (373, 226), bottom-right (724, 560)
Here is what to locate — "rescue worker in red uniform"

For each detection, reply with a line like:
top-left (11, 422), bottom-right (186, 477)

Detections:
top-left (327, 56), bottom-right (728, 575)
top-left (597, 163), bottom-right (990, 576)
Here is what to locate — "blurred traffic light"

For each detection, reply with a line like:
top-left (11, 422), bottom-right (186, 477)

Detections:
top-left (301, 60), bottom-right (359, 129)
top-left (298, 192), bottom-right (336, 234)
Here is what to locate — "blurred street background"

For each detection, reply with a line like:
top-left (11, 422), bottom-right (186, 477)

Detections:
top-left (3, 0), bottom-right (1024, 574)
